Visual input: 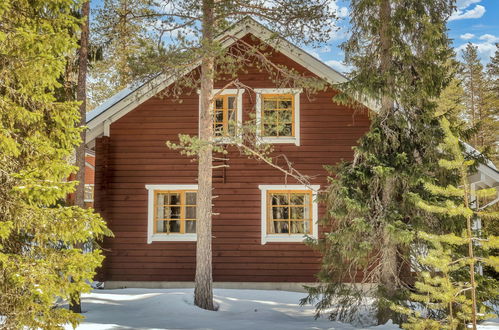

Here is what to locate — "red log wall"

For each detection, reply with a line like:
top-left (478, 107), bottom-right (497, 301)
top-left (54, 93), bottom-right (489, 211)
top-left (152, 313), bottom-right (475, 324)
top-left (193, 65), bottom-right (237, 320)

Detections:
top-left (94, 36), bottom-right (370, 283)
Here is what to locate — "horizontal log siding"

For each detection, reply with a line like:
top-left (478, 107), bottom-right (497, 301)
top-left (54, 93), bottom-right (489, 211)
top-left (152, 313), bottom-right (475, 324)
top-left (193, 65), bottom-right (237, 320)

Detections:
top-left (94, 37), bottom-right (370, 282)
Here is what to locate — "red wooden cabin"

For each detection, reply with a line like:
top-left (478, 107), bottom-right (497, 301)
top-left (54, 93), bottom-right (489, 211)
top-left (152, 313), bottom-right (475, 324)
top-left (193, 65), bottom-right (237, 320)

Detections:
top-left (85, 18), bottom-right (499, 289)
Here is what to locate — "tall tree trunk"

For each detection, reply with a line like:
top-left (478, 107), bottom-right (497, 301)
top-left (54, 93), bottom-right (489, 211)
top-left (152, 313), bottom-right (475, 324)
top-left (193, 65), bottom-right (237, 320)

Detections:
top-left (376, 0), bottom-right (399, 324)
top-left (469, 66), bottom-right (477, 147)
top-left (70, 0), bottom-right (90, 314)
top-left (463, 176), bottom-right (477, 330)
top-left (379, 0), bottom-right (393, 120)
top-left (194, 0), bottom-right (215, 311)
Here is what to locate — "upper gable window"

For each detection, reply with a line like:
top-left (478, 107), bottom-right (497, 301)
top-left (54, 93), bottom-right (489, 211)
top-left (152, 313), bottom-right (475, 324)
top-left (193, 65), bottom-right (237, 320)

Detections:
top-left (214, 94), bottom-right (237, 137)
top-left (261, 94), bottom-right (294, 137)
top-left (198, 89), bottom-right (244, 141)
top-left (255, 88), bottom-right (301, 146)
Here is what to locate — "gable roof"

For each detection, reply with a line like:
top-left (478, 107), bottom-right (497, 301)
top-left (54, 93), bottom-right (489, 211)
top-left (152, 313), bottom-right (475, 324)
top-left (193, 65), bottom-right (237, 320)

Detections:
top-left (464, 142), bottom-right (499, 190)
top-left (85, 17), bottom-right (498, 193)
top-left (85, 17), bottom-right (368, 143)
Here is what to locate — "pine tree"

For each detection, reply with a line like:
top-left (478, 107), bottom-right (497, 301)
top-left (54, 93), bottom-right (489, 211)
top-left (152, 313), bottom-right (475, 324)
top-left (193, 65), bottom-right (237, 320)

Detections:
top-left (301, 0), bottom-right (457, 324)
top-left (69, 0), bottom-right (91, 314)
top-left (460, 43), bottom-right (497, 161)
top-left (95, 0), bottom-right (336, 310)
top-left (88, 0), bottom-right (157, 109)
top-left (393, 117), bottom-right (499, 330)
top-left (0, 0), bottom-right (111, 327)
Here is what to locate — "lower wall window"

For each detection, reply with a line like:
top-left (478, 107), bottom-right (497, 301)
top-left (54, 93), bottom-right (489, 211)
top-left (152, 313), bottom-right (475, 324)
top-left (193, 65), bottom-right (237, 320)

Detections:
top-left (146, 184), bottom-right (198, 243)
top-left (267, 190), bottom-right (312, 235)
top-left (259, 185), bottom-right (320, 244)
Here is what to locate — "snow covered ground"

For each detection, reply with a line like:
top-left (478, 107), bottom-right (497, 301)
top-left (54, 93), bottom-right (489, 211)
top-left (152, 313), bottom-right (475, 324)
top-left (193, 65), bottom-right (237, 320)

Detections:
top-left (67, 288), bottom-right (499, 330)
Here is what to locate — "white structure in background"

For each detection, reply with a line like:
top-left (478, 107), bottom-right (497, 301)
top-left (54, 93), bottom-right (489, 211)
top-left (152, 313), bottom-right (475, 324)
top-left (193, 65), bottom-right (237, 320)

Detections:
top-left (464, 143), bottom-right (499, 275)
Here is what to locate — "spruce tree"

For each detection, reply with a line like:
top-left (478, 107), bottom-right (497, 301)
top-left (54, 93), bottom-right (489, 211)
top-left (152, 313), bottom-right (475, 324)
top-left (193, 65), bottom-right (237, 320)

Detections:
top-left (89, 0), bottom-right (158, 109)
top-left (301, 0), bottom-right (457, 324)
top-left (0, 0), bottom-right (111, 327)
top-left (393, 117), bottom-right (499, 330)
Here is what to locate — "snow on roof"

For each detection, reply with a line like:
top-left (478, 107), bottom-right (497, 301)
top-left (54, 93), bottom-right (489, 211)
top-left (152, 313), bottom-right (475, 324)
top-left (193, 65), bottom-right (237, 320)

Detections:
top-left (86, 82), bottom-right (146, 123)
top-left (463, 141), bottom-right (498, 171)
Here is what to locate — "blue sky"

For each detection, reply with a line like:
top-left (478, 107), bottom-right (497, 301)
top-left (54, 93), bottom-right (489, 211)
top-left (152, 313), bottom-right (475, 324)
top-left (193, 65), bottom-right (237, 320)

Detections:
top-left (90, 0), bottom-right (498, 74)
top-left (311, 0), bottom-right (499, 73)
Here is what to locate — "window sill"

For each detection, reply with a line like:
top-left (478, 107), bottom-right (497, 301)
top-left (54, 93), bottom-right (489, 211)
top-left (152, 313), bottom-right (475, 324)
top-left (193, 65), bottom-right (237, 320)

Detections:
top-left (214, 136), bottom-right (239, 144)
top-left (261, 234), bottom-right (312, 245)
top-left (260, 137), bottom-right (300, 146)
top-left (148, 233), bottom-right (197, 244)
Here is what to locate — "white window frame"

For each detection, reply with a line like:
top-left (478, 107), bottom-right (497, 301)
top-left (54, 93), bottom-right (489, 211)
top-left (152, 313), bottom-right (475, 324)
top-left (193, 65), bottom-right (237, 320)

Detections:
top-left (258, 184), bottom-right (319, 245)
top-left (145, 184), bottom-right (198, 243)
top-left (255, 88), bottom-right (302, 146)
top-left (198, 88), bottom-right (245, 143)
top-left (84, 184), bottom-right (94, 203)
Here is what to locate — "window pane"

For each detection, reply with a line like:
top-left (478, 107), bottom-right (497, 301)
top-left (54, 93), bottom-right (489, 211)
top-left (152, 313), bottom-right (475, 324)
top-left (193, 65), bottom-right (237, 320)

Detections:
top-left (84, 185), bottom-right (94, 200)
top-left (290, 207), bottom-right (304, 219)
top-left (157, 193), bottom-right (165, 204)
top-left (186, 192), bottom-right (197, 205)
top-left (157, 221), bottom-right (166, 233)
top-left (215, 98), bottom-right (223, 109)
top-left (281, 123), bottom-right (292, 136)
top-left (228, 109), bottom-right (236, 121)
top-left (186, 206), bottom-right (196, 219)
top-left (263, 109), bottom-right (276, 119)
top-left (271, 194), bottom-right (288, 205)
top-left (304, 220), bottom-right (311, 234)
top-left (271, 221), bottom-right (289, 234)
top-left (214, 123), bottom-right (224, 135)
top-left (279, 110), bottom-right (292, 122)
top-left (169, 193), bottom-right (181, 205)
top-left (290, 193), bottom-right (305, 205)
top-left (279, 100), bottom-right (292, 109)
top-left (263, 124), bottom-right (278, 136)
top-left (290, 221), bottom-right (305, 234)
top-left (214, 110), bottom-right (224, 122)
top-left (228, 96), bottom-right (236, 109)
top-left (156, 194), bottom-right (165, 219)
top-left (168, 220), bottom-right (181, 233)
top-left (165, 206), bottom-right (181, 219)
top-left (185, 220), bottom-right (196, 233)
top-left (272, 207), bottom-right (289, 220)
top-left (263, 99), bottom-right (277, 109)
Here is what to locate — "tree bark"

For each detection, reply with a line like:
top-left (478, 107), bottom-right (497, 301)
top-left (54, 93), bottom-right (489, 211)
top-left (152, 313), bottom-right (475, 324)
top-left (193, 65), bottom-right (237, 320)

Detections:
top-left (376, 0), bottom-right (399, 324)
top-left (69, 0), bottom-right (90, 314)
top-left (463, 176), bottom-right (477, 330)
top-left (194, 0), bottom-right (215, 311)
top-left (379, 0), bottom-right (393, 120)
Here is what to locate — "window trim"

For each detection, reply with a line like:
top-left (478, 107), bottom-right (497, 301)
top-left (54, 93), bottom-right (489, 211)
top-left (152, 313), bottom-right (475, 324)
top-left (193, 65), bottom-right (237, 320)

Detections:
top-left (145, 184), bottom-right (198, 243)
top-left (255, 88), bottom-right (302, 146)
top-left (198, 88), bottom-right (245, 143)
top-left (258, 184), bottom-right (319, 245)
